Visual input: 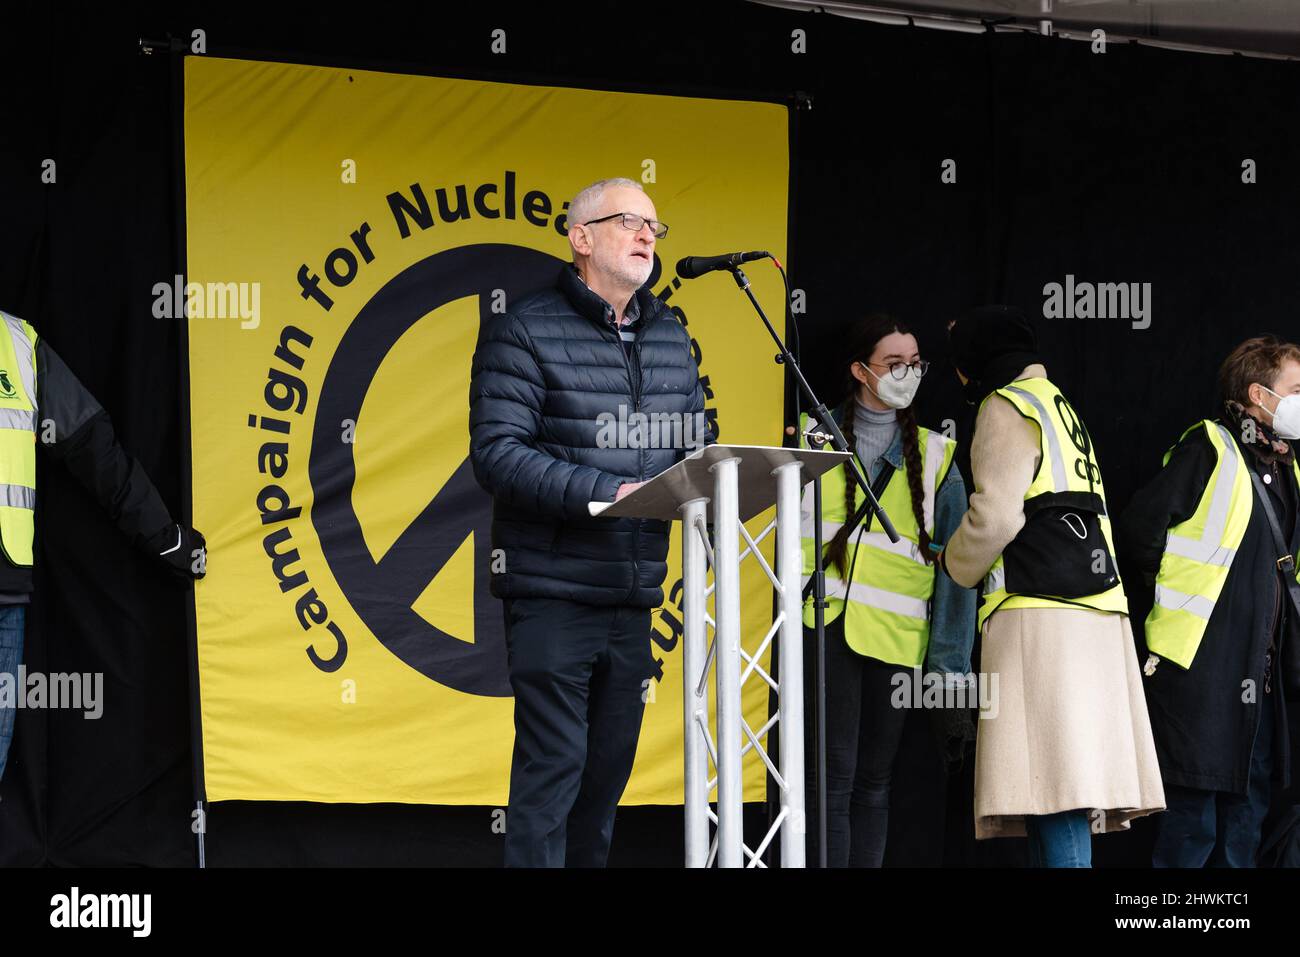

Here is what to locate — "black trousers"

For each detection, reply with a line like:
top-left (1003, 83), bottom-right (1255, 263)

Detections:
top-left (807, 614), bottom-right (911, 867)
top-left (502, 596), bottom-right (653, 867)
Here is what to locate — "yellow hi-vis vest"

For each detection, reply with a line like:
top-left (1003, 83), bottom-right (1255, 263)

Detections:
top-left (0, 310), bottom-right (38, 568)
top-left (798, 409), bottom-right (958, 667)
top-left (977, 377), bottom-right (1128, 630)
top-left (1145, 419), bottom-right (1300, 669)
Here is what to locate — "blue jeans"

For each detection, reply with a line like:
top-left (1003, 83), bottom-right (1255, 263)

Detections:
top-left (1152, 689), bottom-right (1276, 868)
top-left (0, 604), bottom-right (28, 782)
top-left (1026, 809), bottom-right (1093, 867)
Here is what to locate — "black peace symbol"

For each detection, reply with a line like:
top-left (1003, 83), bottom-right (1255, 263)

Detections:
top-left (1053, 394), bottom-right (1091, 457)
top-left (308, 244), bottom-right (566, 696)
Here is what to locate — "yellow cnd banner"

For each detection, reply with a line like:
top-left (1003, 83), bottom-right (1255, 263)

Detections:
top-left (185, 56), bottom-right (789, 805)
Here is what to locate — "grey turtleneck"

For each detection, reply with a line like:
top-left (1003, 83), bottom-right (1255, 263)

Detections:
top-left (852, 395), bottom-right (899, 477)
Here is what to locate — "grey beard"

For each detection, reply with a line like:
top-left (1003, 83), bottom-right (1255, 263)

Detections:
top-left (593, 252), bottom-right (651, 291)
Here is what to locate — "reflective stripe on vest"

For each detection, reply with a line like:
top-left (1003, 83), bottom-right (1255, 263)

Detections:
top-left (0, 484), bottom-right (35, 509)
top-left (0, 409), bottom-right (37, 431)
top-left (797, 408), bottom-right (957, 667)
top-left (977, 377), bottom-right (1129, 629)
top-left (1153, 584), bottom-right (1216, 621)
top-left (1144, 420), bottom-right (1295, 668)
top-left (0, 310), bottom-right (38, 568)
top-left (1004, 384), bottom-right (1070, 493)
top-left (1162, 424), bottom-right (1241, 569)
top-left (818, 576), bottom-right (930, 619)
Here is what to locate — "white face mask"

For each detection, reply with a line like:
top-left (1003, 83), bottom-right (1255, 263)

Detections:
top-left (1261, 385), bottom-right (1300, 440)
top-left (865, 364), bottom-right (922, 410)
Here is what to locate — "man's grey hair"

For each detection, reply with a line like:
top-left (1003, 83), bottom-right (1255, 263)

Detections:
top-left (567, 177), bottom-right (644, 232)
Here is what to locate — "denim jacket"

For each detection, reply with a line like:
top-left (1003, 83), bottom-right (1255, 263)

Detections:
top-left (860, 428), bottom-right (977, 679)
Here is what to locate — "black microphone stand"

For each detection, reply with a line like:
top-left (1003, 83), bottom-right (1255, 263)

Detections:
top-left (725, 263), bottom-right (899, 868)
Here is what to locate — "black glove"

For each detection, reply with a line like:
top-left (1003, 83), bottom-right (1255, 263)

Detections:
top-left (927, 698), bottom-right (975, 775)
top-left (152, 524), bottom-right (207, 582)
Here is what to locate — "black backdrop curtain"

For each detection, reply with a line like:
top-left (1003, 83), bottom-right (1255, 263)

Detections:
top-left (1, 0), bottom-right (1297, 866)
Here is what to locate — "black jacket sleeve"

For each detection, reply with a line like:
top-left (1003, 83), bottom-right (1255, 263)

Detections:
top-left (36, 338), bottom-right (176, 551)
top-left (469, 311), bottom-right (625, 519)
top-left (1115, 427), bottom-right (1217, 590)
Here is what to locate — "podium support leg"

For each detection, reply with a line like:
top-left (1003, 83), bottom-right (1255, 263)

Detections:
top-left (773, 460), bottom-right (806, 867)
top-left (680, 496), bottom-right (710, 868)
top-left (711, 456), bottom-right (743, 868)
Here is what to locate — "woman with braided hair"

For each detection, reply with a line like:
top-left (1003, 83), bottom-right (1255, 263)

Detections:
top-left (799, 313), bottom-right (976, 867)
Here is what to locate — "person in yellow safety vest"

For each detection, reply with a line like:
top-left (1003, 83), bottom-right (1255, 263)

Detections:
top-left (1117, 336), bottom-right (1300, 867)
top-left (797, 313), bottom-right (976, 868)
top-left (0, 308), bottom-right (206, 784)
top-left (935, 305), bottom-right (1165, 868)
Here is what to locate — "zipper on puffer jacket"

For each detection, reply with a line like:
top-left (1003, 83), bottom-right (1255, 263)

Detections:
top-left (630, 338), bottom-right (644, 601)
top-left (611, 314), bottom-right (643, 603)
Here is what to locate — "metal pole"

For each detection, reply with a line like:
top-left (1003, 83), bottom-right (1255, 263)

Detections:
top-left (711, 456), bottom-right (743, 867)
top-left (730, 265), bottom-right (898, 543)
top-left (813, 469), bottom-right (828, 867)
top-left (774, 461), bottom-right (806, 867)
top-left (680, 497), bottom-right (710, 868)
top-left (167, 45), bottom-right (209, 871)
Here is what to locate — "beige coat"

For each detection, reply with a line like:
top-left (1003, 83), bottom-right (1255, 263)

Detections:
top-left (944, 365), bottom-right (1166, 839)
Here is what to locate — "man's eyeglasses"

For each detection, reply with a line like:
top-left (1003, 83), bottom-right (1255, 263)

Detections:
top-left (581, 212), bottom-right (669, 239)
top-left (867, 359), bottom-right (930, 380)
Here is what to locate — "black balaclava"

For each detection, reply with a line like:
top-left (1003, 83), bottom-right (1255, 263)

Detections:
top-left (948, 305), bottom-right (1043, 405)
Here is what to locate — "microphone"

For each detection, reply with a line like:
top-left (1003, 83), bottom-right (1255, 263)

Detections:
top-left (676, 250), bottom-right (770, 279)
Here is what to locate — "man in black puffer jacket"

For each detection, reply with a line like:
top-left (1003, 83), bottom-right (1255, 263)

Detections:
top-left (469, 177), bottom-right (713, 867)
